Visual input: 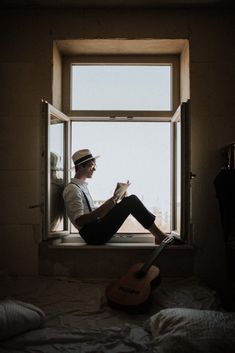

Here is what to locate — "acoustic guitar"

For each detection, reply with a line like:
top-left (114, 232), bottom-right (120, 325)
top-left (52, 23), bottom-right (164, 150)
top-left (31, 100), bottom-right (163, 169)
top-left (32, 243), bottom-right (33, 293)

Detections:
top-left (106, 236), bottom-right (175, 313)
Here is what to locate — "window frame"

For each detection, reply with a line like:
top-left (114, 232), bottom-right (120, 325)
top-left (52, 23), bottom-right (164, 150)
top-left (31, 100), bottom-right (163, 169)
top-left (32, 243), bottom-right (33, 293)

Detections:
top-left (62, 55), bottom-right (180, 119)
top-left (42, 55), bottom-right (191, 242)
top-left (170, 101), bottom-right (191, 241)
top-left (41, 100), bottom-right (70, 240)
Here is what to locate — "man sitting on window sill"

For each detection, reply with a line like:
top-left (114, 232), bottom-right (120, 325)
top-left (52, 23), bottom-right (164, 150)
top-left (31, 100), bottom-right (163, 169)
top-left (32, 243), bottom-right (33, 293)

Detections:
top-left (63, 149), bottom-right (169, 245)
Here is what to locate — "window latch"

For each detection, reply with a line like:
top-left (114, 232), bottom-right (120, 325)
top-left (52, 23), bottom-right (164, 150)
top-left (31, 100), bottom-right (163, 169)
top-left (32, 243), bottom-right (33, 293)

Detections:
top-left (190, 172), bottom-right (196, 179)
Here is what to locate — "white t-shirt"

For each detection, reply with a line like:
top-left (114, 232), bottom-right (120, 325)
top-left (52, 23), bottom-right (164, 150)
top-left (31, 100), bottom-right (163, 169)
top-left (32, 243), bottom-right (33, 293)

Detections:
top-left (63, 178), bottom-right (95, 230)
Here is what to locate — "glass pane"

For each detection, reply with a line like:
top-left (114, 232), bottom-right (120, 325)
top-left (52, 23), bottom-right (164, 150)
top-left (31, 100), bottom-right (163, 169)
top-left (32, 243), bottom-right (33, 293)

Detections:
top-left (50, 118), bottom-right (65, 232)
top-left (72, 65), bottom-right (172, 111)
top-left (71, 121), bottom-right (170, 233)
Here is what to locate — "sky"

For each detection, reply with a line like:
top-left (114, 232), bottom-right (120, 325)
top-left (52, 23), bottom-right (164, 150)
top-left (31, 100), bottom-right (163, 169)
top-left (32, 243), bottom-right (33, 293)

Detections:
top-left (72, 65), bottom-right (171, 111)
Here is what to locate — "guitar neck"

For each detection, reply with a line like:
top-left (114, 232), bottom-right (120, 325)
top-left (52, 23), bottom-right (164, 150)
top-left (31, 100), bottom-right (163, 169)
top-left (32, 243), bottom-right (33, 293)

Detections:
top-left (136, 236), bottom-right (174, 278)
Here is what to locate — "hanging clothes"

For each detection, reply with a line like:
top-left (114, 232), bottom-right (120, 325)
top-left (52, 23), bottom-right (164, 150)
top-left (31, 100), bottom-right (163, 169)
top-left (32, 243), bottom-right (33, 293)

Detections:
top-left (214, 169), bottom-right (235, 242)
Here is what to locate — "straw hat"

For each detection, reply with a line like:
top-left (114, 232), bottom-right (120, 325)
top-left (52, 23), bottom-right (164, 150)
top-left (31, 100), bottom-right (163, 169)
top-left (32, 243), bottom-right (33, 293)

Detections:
top-left (72, 149), bottom-right (100, 167)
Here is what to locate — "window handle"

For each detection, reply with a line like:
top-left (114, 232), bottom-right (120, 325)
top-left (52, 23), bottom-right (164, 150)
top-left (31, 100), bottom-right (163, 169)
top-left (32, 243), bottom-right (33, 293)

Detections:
top-left (190, 172), bottom-right (196, 179)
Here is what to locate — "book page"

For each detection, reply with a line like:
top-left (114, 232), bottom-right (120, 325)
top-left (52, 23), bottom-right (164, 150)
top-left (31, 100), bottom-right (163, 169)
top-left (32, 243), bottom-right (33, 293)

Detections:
top-left (114, 181), bottom-right (130, 201)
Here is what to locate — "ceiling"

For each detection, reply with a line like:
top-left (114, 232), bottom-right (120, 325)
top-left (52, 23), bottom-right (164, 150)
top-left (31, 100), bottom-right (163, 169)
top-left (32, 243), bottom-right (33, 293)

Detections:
top-left (0, 0), bottom-right (232, 9)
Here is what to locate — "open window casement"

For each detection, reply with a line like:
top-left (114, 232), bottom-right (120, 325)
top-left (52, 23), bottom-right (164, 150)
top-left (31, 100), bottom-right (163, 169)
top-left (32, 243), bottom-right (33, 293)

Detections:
top-left (170, 100), bottom-right (191, 241)
top-left (41, 100), bottom-right (70, 240)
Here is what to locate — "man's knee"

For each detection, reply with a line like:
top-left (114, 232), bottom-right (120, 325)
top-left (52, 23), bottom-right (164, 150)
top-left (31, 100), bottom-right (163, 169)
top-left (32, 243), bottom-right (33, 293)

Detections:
top-left (125, 194), bottom-right (139, 204)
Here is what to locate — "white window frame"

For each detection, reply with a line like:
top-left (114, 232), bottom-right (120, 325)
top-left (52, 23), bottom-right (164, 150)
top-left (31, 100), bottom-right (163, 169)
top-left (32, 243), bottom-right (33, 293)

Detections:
top-left (62, 55), bottom-right (180, 119)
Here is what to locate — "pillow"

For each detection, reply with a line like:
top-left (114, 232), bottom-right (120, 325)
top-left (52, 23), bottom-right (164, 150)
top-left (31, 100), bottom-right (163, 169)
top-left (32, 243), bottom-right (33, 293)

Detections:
top-left (150, 308), bottom-right (235, 353)
top-left (0, 299), bottom-right (45, 340)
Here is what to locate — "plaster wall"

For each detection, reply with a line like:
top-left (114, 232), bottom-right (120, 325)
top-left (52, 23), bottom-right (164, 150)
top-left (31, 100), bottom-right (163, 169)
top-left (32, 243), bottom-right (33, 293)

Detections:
top-left (0, 8), bottom-right (234, 293)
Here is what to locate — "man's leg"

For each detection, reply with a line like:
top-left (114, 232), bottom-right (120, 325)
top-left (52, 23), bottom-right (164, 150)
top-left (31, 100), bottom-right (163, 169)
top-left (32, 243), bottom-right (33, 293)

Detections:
top-left (80, 195), bottom-right (166, 244)
top-left (98, 195), bottom-right (166, 243)
top-left (101, 195), bottom-right (154, 231)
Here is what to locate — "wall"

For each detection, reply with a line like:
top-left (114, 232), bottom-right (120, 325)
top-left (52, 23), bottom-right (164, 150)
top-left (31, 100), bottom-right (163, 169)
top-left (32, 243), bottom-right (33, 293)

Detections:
top-left (180, 42), bottom-right (190, 103)
top-left (189, 11), bottom-right (234, 293)
top-left (0, 8), bottom-right (234, 294)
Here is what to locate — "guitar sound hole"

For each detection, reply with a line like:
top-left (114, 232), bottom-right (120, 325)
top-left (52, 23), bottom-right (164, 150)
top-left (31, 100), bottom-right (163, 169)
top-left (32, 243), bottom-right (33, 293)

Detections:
top-left (120, 286), bottom-right (140, 294)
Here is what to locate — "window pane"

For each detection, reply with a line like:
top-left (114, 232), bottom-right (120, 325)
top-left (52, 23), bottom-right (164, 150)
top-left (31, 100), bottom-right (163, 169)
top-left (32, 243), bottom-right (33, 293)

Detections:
top-left (71, 65), bottom-right (172, 111)
top-left (71, 122), bottom-right (170, 233)
top-left (50, 119), bottom-right (65, 232)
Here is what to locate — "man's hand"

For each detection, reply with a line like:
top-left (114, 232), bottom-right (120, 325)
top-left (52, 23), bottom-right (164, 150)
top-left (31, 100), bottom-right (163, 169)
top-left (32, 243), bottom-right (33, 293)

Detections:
top-left (111, 195), bottom-right (119, 204)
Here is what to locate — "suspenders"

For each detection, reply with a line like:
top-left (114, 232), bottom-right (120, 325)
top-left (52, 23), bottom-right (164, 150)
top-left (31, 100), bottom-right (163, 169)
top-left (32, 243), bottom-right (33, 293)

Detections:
top-left (70, 182), bottom-right (92, 212)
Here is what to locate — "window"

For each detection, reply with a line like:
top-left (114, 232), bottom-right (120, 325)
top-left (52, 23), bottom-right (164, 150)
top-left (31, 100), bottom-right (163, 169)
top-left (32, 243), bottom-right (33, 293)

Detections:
top-left (63, 55), bottom-right (180, 118)
top-left (42, 55), bottom-right (190, 242)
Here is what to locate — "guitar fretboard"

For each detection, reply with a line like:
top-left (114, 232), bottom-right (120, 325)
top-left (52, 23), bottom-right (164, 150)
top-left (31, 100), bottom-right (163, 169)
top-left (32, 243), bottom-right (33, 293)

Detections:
top-left (136, 236), bottom-right (174, 278)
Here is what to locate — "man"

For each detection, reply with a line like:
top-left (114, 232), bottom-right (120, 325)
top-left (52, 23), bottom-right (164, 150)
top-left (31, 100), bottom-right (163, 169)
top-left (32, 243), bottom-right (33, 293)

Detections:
top-left (63, 149), bottom-right (168, 245)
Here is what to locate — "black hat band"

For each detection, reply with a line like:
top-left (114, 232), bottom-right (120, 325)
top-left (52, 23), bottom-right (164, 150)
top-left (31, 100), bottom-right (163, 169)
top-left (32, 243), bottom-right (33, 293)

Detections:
top-left (74, 154), bottom-right (93, 166)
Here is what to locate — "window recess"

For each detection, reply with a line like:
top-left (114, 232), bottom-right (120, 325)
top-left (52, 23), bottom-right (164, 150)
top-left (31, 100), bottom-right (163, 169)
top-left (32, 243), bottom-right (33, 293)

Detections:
top-left (42, 49), bottom-right (189, 242)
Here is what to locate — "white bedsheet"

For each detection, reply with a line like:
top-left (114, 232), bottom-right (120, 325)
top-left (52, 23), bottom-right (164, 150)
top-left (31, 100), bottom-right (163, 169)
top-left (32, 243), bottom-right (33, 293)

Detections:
top-left (0, 275), bottom-right (226, 352)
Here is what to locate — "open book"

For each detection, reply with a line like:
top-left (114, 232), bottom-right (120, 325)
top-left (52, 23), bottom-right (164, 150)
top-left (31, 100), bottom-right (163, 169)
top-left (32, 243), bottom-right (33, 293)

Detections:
top-left (114, 180), bottom-right (130, 202)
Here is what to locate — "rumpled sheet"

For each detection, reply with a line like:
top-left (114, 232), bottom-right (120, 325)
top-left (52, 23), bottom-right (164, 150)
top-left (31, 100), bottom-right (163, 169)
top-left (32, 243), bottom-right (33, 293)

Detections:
top-left (0, 275), bottom-right (223, 352)
top-left (150, 308), bottom-right (235, 353)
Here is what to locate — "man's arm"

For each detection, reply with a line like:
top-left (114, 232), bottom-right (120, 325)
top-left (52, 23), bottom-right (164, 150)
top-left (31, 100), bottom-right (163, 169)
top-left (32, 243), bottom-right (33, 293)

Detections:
top-left (75, 195), bottom-right (118, 228)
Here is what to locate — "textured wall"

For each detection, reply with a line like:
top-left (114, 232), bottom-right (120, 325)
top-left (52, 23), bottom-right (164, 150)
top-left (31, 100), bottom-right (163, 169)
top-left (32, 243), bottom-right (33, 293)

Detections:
top-left (0, 8), bottom-right (234, 295)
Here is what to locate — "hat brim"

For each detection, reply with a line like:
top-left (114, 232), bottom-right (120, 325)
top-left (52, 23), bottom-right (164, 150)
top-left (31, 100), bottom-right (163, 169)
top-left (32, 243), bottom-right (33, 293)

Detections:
top-left (69, 155), bottom-right (100, 170)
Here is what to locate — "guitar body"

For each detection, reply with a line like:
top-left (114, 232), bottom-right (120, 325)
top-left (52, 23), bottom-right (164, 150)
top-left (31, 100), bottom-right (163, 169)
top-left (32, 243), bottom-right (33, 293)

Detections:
top-left (106, 237), bottom-right (175, 313)
top-left (106, 263), bottom-right (161, 313)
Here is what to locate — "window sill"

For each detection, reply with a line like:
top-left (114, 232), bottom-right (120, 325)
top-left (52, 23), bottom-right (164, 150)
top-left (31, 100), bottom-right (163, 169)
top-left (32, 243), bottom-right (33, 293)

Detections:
top-left (50, 242), bottom-right (158, 249)
top-left (49, 234), bottom-right (193, 251)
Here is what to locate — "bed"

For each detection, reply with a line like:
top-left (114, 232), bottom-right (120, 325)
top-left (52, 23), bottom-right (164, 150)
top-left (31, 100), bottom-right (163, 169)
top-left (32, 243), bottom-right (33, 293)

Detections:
top-left (0, 274), bottom-right (234, 353)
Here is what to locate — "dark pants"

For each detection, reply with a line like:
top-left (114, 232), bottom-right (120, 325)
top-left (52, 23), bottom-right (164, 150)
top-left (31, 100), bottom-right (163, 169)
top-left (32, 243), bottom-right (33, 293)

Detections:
top-left (79, 194), bottom-right (155, 245)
